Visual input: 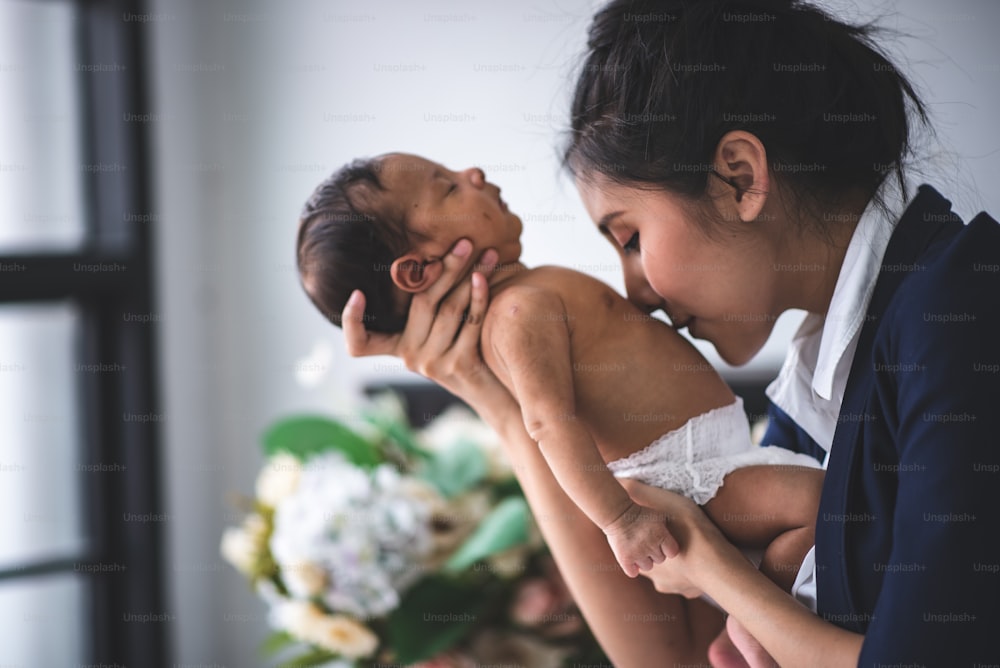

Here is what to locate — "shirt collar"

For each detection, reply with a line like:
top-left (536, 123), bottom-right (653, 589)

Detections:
top-left (811, 197), bottom-right (898, 400)
top-left (764, 192), bottom-right (901, 454)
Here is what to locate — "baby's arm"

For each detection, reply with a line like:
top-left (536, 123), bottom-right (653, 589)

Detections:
top-left (702, 465), bottom-right (824, 591)
top-left (483, 286), bottom-right (676, 576)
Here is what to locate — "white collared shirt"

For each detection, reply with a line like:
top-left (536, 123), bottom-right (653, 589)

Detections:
top-left (765, 196), bottom-right (900, 461)
top-left (768, 194), bottom-right (901, 612)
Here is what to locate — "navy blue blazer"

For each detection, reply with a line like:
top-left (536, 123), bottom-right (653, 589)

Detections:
top-left (762, 185), bottom-right (1000, 666)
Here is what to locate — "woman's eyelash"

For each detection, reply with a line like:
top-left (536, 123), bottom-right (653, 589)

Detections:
top-left (623, 232), bottom-right (640, 252)
top-left (447, 183), bottom-right (457, 195)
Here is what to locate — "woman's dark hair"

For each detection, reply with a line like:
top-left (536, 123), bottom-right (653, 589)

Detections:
top-left (296, 157), bottom-right (411, 333)
top-left (565, 0), bottom-right (929, 230)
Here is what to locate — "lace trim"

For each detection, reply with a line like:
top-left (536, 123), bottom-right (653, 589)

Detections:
top-left (607, 397), bottom-right (821, 505)
top-left (608, 397), bottom-right (751, 470)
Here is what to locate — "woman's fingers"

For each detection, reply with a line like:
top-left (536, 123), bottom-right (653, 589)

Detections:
top-left (618, 481), bottom-right (687, 558)
top-left (406, 248), bottom-right (498, 378)
top-left (397, 239), bottom-right (484, 365)
top-left (341, 239), bottom-right (494, 363)
top-left (427, 250), bottom-right (497, 348)
top-left (398, 239), bottom-right (474, 353)
top-left (342, 290), bottom-right (400, 357)
top-left (621, 479), bottom-right (696, 516)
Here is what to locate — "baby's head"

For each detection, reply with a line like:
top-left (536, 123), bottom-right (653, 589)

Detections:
top-left (296, 153), bottom-right (522, 332)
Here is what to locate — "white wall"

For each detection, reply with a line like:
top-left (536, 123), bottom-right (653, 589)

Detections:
top-left (150, 0), bottom-right (1000, 663)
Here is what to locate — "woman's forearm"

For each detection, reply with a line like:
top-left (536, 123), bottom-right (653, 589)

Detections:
top-left (696, 538), bottom-right (863, 667)
top-left (461, 384), bottom-right (523, 440)
top-left (499, 416), bottom-right (722, 665)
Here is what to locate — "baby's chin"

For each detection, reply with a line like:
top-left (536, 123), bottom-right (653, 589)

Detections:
top-left (497, 240), bottom-right (523, 265)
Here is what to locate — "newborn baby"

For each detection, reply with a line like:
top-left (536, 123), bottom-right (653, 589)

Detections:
top-left (296, 152), bottom-right (823, 587)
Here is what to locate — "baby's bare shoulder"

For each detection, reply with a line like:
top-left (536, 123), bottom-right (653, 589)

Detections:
top-left (487, 278), bottom-right (565, 323)
top-left (507, 265), bottom-right (618, 303)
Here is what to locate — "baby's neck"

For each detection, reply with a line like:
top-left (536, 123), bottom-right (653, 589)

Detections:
top-left (486, 261), bottom-right (529, 290)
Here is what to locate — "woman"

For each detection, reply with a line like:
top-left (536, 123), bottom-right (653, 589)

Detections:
top-left (342, 0), bottom-right (999, 665)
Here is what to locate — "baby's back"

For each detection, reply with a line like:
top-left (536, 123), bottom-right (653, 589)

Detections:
top-left (485, 265), bottom-right (736, 463)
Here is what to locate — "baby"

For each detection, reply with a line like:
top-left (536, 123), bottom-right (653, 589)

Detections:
top-left (296, 153), bottom-right (823, 589)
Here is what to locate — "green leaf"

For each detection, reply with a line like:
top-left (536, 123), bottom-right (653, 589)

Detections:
top-left (387, 575), bottom-right (487, 664)
top-left (382, 418), bottom-right (432, 459)
top-left (444, 496), bottom-right (529, 572)
top-left (259, 630), bottom-right (297, 657)
top-left (419, 439), bottom-right (488, 498)
top-left (263, 416), bottom-right (380, 467)
top-left (361, 392), bottom-right (428, 457)
top-left (490, 475), bottom-right (523, 499)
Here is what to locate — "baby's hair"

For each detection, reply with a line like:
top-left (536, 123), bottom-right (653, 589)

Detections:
top-left (296, 157), bottom-right (411, 333)
top-left (565, 0), bottom-right (930, 235)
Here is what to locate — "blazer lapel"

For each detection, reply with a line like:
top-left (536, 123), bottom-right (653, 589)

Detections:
top-left (816, 185), bottom-right (962, 625)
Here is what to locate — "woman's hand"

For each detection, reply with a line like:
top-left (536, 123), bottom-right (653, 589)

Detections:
top-left (618, 479), bottom-right (730, 597)
top-left (341, 239), bottom-right (514, 420)
top-left (623, 479), bottom-right (863, 667)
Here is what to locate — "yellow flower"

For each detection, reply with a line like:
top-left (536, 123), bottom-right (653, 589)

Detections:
top-left (255, 453), bottom-right (302, 507)
top-left (219, 513), bottom-right (268, 576)
top-left (279, 601), bottom-right (378, 658)
top-left (422, 490), bottom-right (492, 569)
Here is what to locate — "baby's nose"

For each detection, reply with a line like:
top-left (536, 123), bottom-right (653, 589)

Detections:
top-left (466, 167), bottom-right (486, 187)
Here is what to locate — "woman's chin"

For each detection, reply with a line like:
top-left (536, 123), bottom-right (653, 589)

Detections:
top-left (712, 334), bottom-right (766, 368)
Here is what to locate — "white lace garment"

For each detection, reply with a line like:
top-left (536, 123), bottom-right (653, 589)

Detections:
top-left (607, 397), bottom-right (822, 505)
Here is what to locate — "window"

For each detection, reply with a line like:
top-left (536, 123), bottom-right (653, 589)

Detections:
top-left (0, 0), bottom-right (167, 665)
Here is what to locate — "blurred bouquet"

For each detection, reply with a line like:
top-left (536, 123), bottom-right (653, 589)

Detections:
top-left (221, 394), bottom-right (608, 667)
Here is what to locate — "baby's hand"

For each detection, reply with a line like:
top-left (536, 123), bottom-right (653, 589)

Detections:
top-left (603, 502), bottom-right (676, 578)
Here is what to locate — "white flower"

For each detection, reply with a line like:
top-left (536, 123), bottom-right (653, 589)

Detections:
top-left (220, 513), bottom-right (268, 576)
top-left (420, 406), bottom-right (511, 480)
top-left (269, 452), bottom-right (441, 618)
top-left (282, 559), bottom-right (328, 598)
top-left (255, 452), bottom-right (302, 507)
top-left (273, 600), bottom-right (378, 658)
top-left (255, 578), bottom-right (284, 607)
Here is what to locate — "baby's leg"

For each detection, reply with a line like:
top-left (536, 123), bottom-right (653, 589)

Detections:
top-left (702, 465), bottom-right (824, 591)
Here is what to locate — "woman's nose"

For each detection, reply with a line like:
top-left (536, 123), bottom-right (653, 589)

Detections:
top-left (624, 268), bottom-right (662, 313)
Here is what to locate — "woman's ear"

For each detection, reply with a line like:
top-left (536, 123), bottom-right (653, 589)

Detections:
top-left (712, 130), bottom-right (770, 223)
top-left (390, 253), bottom-right (443, 293)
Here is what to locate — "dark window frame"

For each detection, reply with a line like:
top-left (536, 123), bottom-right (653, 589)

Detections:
top-left (0, 0), bottom-right (167, 664)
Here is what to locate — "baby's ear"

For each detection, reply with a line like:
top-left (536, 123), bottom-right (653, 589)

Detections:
top-left (390, 253), bottom-right (442, 293)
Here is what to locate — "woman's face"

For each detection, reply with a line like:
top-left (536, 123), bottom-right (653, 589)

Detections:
top-left (577, 174), bottom-right (784, 366)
